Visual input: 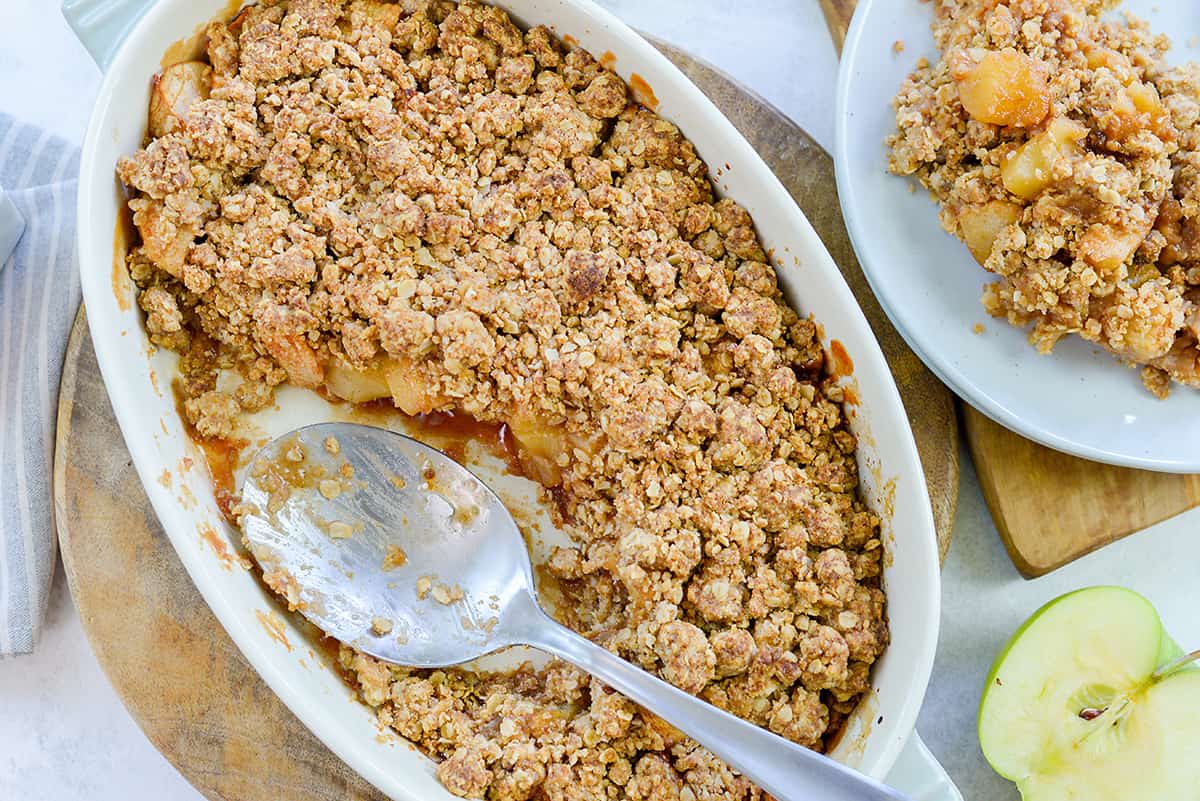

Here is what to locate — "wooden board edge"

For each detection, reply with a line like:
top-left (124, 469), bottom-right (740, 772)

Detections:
top-left (935, 429), bottom-right (960, 565)
top-left (52, 306), bottom-right (88, 594)
top-left (964, 411), bottom-right (1043, 577)
top-left (51, 308), bottom-right (133, 687)
top-left (819, 0), bottom-right (856, 54)
top-left (965, 406), bottom-right (1200, 577)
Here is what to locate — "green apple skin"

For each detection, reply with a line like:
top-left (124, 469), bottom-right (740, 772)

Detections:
top-left (977, 586), bottom-right (1200, 801)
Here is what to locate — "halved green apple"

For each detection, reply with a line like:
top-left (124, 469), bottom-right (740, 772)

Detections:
top-left (979, 586), bottom-right (1200, 801)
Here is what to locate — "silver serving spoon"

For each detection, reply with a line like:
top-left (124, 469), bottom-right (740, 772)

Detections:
top-left (239, 422), bottom-right (910, 801)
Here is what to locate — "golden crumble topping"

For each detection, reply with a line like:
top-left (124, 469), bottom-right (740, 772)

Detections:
top-left (117, 1), bottom-right (888, 798)
top-left (888, 0), bottom-right (1200, 395)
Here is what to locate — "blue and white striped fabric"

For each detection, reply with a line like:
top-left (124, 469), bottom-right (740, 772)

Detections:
top-left (0, 114), bottom-right (81, 657)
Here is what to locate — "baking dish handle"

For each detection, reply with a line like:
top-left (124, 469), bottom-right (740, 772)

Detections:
top-left (62, 0), bottom-right (156, 70)
top-left (885, 734), bottom-right (964, 801)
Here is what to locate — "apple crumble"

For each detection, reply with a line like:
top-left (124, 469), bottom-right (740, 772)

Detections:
top-left (888, 0), bottom-right (1200, 396)
top-left (117, 1), bottom-right (888, 798)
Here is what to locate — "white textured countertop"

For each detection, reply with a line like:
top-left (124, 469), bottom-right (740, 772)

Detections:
top-left (2, 1), bottom-right (1198, 799)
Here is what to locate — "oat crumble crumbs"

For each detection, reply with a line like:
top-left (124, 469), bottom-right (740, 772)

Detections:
top-left (889, 0), bottom-right (1200, 397)
top-left (382, 543), bottom-right (409, 569)
top-left (263, 567), bottom-right (305, 611)
top-left (430, 581), bottom-right (465, 605)
top-left (118, 1), bottom-right (889, 797)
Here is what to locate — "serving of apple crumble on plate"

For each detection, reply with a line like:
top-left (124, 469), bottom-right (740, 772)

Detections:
top-left (116, 1), bottom-right (890, 798)
top-left (888, 0), bottom-right (1200, 397)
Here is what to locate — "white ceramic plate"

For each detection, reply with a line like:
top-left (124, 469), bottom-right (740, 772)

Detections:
top-left (71, 0), bottom-right (954, 797)
top-left (836, 0), bottom-right (1200, 471)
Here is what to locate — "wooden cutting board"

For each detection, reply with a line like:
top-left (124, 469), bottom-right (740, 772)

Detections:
top-left (822, 0), bottom-right (1200, 578)
top-left (53, 41), bottom-right (958, 801)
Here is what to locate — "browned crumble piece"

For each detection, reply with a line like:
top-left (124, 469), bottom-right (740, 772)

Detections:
top-left (1142, 365), bottom-right (1172, 398)
top-left (183, 389), bottom-right (239, 439)
top-left (382, 544), bottom-right (408, 570)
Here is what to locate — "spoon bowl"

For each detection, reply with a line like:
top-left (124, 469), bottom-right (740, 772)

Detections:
top-left (240, 423), bottom-right (534, 668)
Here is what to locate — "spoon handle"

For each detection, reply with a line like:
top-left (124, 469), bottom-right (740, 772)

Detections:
top-left (523, 606), bottom-right (910, 801)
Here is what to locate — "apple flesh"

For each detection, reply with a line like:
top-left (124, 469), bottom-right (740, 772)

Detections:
top-left (978, 586), bottom-right (1200, 801)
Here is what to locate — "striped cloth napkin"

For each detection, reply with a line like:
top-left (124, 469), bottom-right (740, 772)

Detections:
top-left (0, 114), bottom-right (81, 657)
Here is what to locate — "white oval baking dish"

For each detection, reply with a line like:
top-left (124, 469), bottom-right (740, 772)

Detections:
top-left (66, 0), bottom-right (957, 798)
